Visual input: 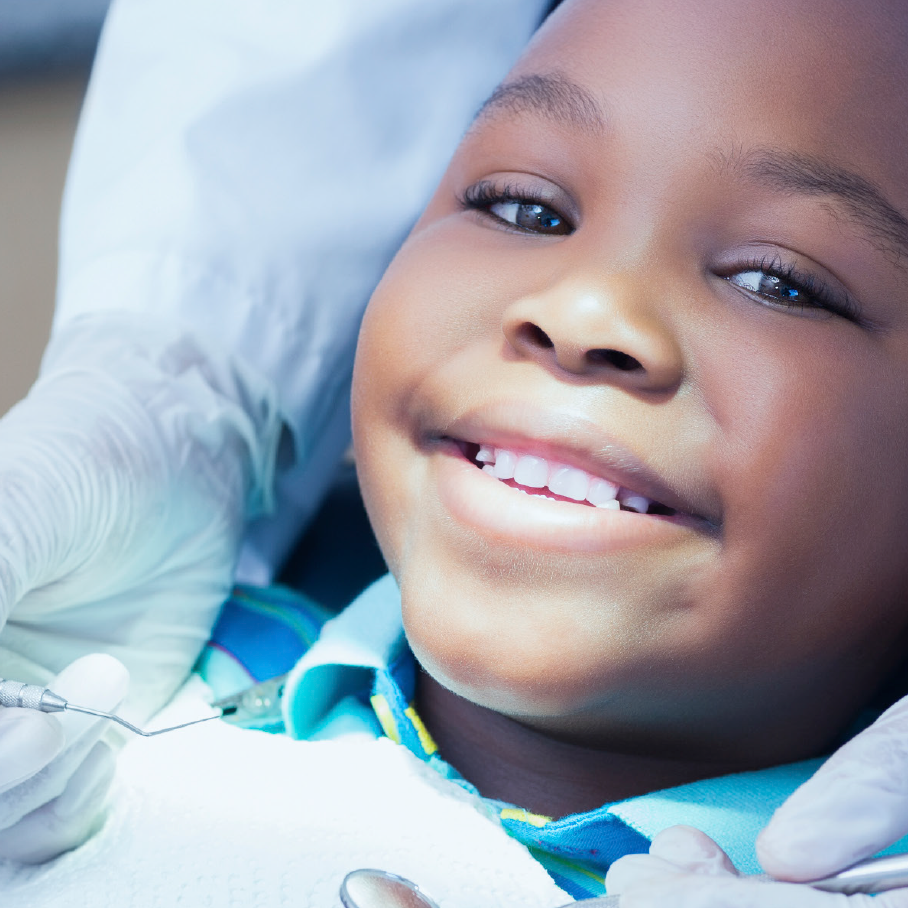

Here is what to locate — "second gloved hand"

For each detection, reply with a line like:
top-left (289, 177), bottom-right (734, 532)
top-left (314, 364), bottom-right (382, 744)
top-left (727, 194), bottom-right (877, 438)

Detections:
top-left (0, 311), bottom-right (283, 720)
top-left (606, 825), bottom-right (908, 907)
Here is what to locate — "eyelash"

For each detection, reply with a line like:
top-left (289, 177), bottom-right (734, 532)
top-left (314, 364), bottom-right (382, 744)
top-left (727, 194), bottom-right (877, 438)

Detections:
top-left (458, 181), bottom-right (864, 324)
top-left (724, 254), bottom-right (861, 323)
top-left (458, 181), bottom-right (574, 234)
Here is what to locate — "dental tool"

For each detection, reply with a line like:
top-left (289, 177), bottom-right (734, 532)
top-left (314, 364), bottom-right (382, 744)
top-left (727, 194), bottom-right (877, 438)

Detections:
top-left (340, 852), bottom-right (908, 908)
top-left (341, 870), bottom-right (441, 908)
top-left (0, 678), bottom-right (219, 737)
top-left (767, 850), bottom-right (908, 895)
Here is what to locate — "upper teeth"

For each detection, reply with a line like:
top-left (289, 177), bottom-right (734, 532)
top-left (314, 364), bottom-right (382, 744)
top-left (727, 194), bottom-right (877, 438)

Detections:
top-left (475, 445), bottom-right (656, 513)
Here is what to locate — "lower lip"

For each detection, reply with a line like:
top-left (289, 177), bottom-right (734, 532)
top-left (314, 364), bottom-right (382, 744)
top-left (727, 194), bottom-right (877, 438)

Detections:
top-left (433, 445), bottom-right (692, 554)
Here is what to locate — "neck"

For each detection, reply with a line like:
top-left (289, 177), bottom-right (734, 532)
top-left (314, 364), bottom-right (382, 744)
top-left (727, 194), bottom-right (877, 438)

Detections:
top-left (415, 671), bottom-right (746, 819)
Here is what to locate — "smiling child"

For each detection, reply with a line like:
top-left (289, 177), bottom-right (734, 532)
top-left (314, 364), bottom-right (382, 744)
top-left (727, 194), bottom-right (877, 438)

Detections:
top-left (346, 0), bottom-right (908, 885)
top-left (15, 0), bottom-right (908, 903)
top-left (80, 0), bottom-right (908, 901)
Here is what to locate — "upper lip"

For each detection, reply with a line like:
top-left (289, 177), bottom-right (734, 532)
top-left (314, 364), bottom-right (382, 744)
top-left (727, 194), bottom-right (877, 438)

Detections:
top-left (431, 401), bottom-right (721, 528)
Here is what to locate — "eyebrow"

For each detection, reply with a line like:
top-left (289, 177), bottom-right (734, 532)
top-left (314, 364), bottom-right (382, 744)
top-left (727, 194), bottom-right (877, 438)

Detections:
top-left (476, 74), bottom-right (908, 266)
top-left (720, 147), bottom-right (908, 266)
top-left (474, 73), bottom-right (607, 136)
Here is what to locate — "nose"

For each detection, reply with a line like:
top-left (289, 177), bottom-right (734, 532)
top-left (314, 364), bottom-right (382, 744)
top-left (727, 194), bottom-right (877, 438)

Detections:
top-left (501, 277), bottom-right (684, 392)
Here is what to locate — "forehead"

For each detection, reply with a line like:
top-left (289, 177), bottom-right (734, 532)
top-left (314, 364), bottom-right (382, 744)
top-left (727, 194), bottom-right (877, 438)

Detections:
top-left (520, 0), bottom-right (908, 111)
top-left (478, 0), bottom-right (908, 229)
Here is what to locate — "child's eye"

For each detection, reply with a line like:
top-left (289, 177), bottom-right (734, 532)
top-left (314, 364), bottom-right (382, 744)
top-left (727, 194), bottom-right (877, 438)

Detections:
top-left (488, 200), bottom-right (570, 235)
top-left (459, 180), bottom-right (574, 236)
top-left (724, 256), bottom-right (861, 323)
top-left (729, 270), bottom-right (811, 305)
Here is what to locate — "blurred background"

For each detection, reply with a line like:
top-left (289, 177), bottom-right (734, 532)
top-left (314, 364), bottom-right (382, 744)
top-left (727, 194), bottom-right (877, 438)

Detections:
top-left (0, 0), bottom-right (109, 415)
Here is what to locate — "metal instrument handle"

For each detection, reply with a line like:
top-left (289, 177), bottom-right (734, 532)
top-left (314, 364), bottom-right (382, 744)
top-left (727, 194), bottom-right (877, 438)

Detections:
top-left (0, 677), bottom-right (217, 736)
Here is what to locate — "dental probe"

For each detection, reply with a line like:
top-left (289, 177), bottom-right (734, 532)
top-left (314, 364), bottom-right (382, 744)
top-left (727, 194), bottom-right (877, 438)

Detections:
top-left (0, 678), bottom-right (219, 737)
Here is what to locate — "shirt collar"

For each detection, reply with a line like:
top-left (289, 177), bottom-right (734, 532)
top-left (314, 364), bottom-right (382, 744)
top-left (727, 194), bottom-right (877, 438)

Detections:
top-left (282, 575), bottom-right (825, 877)
top-left (283, 573), bottom-right (406, 738)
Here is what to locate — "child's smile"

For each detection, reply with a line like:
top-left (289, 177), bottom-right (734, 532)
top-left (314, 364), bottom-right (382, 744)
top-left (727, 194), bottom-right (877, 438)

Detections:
top-left (468, 443), bottom-right (675, 515)
top-left (430, 401), bottom-right (719, 554)
top-left (351, 0), bottom-right (908, 814)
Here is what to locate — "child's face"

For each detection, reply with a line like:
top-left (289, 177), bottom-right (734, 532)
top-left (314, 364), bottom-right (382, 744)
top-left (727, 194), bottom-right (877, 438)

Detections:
top-left (352, 0), bottom-right (908, 763)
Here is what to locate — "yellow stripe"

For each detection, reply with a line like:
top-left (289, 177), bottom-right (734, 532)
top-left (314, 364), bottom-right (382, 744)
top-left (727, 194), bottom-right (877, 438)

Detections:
top-left (404, 706), bottom-right (439, 755)
top-left (370, 694), bottom-right (401, 744)
top-left (500, 807), bottom-right (552, 828)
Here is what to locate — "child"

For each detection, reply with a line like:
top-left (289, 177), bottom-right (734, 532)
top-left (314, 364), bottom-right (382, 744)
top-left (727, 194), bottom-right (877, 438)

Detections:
top-left (346, 0), bottom-right (908, 894)
top-left (8, 0), bottom-right (908, 903)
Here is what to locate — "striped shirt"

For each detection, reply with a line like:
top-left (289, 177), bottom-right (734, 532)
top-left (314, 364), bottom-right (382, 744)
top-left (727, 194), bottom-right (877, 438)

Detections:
top-left (199, 575), bottom-right (906, 899)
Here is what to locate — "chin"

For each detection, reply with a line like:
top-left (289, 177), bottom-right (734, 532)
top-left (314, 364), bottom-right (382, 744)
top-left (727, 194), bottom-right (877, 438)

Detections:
top-left (405, 609), bottom-right (620, 722)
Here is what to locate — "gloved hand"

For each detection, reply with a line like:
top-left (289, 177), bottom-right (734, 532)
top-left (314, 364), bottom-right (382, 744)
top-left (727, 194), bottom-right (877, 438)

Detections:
top-left (757, 696), bottom-right (908, 883)
top-left (0, 653), bottom-right (129, 863)
top-left (606, 694), bottom-right (908, 905)
top-left (606, 824), bottom-right (908, 906)
top-left (0, 310), bottom-right (282, 720)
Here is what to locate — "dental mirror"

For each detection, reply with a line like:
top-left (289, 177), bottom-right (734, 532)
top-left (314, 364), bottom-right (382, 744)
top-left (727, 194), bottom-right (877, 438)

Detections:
top-left (340, 869), bottom-right (441, 908)
top-left (339, 850), bottom-right (908, 908)
top-left (338, 869), bottom-right (620, 908)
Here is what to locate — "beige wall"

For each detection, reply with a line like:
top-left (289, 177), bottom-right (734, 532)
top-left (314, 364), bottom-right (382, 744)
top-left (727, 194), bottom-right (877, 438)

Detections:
top-left (0, 75), bottom-right (88, 416)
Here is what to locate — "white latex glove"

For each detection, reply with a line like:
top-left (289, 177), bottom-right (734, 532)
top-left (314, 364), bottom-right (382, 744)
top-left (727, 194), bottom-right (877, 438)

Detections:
top-left (0, 310), bottom-right (282, 720)
top-left (0, 653), bottom-right (129, 863)
top-left (606, 694), bottom-right (908, 905)
top-left (757, 697), bottom-right (908, 882)
top-left (606, 825), bottom-right (908, 907)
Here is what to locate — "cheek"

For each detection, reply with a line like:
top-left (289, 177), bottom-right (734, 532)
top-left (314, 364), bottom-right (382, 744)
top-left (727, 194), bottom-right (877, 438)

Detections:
top-left (352, 231), bottom-right (498, 566)
top-left (696, 315), bottom-right (908, 657)
top-left (368, 221), bottom-right (506, 338)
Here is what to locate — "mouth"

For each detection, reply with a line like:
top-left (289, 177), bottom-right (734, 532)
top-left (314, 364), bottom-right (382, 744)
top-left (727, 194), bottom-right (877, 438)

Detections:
top-left (459, 441), bottom-right (679, 516)
top-left (421, 402), bottom-right (719, 551)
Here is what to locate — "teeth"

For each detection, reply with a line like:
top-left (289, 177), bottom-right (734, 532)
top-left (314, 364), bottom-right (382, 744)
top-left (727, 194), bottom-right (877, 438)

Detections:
top-left (476, 445), bottom-right (658, 514)
top-left (587, 477), bottom-right (620, 506)
top-left (548, 466), bottom-right (591, 501)
top-left (493, 450), bottom-right (517, 480)
top-left (621, 494), bottom-right (651, 514)
top-left (513, 455), bottom-right (548, 488)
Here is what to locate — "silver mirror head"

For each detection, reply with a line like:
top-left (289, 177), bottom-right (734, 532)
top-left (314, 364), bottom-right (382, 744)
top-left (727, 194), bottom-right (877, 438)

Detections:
top-left (340, 869), bottom-right (441, 908)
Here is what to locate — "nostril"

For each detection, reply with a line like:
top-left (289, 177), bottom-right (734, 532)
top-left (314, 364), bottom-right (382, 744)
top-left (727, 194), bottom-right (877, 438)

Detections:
top-left (587, 348), bottom-right (642, 371)
top-left (518, 323), bottom-right (554, 349)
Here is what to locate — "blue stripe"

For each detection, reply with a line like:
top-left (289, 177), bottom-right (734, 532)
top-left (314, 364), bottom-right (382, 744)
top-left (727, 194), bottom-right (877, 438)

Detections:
top-left (208, 585), bottom-right (330, 682)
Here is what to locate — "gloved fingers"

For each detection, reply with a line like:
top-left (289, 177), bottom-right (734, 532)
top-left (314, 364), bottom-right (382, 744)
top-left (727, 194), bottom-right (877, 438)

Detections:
top-left (648, 825), bottom-right (739, 876)
top-left (605, 853), bottom-right (691, 894)
top-left (615, 870), bottom-right (882, 908)
top-left (46, 653), bottom-right (130, 743)
top-left (606, 828), bottom-right (739, 895)
top-left (0, 709), bottom-right (64, 796)
top-left (758, 696), bottom-right (908, 881)
top-left (0, 654), bottom-right (128, 830)
top-left (0, 739), bottom-right (115, 863)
